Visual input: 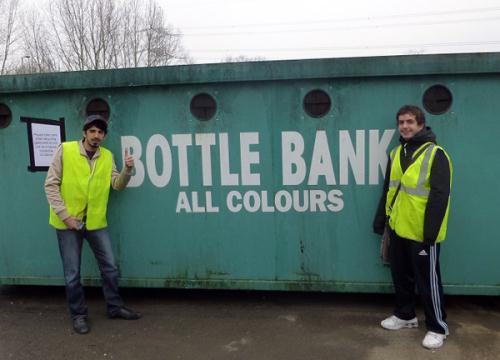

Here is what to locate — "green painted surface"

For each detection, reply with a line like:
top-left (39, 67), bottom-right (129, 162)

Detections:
top-left (1, 52), bottom-right (499, 294)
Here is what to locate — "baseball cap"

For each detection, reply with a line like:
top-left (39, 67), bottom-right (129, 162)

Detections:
top-left (83, 114), bottom-right (108, 133)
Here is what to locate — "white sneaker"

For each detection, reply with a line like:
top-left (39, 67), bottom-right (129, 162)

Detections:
top-left (422, 331), bottom-right (446, 349)
top-left (380, 315), bottom-right (418, 330)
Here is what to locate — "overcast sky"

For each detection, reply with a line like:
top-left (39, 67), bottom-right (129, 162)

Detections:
top-left (21, 0), bottom-right (500, 64)
top-left (156, 0), bottom-right (500, 63)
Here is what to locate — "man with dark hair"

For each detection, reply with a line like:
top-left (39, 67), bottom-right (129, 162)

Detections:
top-left (373, 105), bottom-right (452, 349)
top-left (45, 114), bottom-right (141, 335)
top-left (395, 105), bottom-right (426, 125)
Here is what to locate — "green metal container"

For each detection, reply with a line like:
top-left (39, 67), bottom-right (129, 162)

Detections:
top-left (0, 52), bottom-right (498, 294)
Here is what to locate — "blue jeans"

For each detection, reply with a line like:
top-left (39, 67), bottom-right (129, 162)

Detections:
top-left (56, 228), bottom-right (123, 319)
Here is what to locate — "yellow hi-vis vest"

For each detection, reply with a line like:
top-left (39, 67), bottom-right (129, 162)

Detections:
top-left (49, 141), bottom-right (113, 230)
top-left (385, 142), bottom-right (452, 243)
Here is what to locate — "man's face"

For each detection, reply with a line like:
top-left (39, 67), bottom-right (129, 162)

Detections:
top-left (83, 125), bottom-right (106, 149)
top-left (398, 113), bottom-right (424, 141)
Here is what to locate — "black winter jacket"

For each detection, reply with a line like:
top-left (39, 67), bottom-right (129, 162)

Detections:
top-left (372, 127), bottom-right (451, 244)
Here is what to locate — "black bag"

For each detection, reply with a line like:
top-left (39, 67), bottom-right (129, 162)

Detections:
top-left (380, 218), bottom-right (391, 265)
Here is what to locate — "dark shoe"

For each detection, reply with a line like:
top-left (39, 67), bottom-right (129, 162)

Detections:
top-left (73, 317), bottom-right (90, 334)
top-left (108, 306), bottom-right (142, 320)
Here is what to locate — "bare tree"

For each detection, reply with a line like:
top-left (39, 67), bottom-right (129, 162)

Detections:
top-left (142, 0), bottom-right (180, 66)
top-left (88, 0), bottom-right (121, 69)
top-left (118, 0), bottom-right (142, 68)
top-left (0, 0), bottom-right (20, 74)
top-left (119, 0), bottom-right (184, 68)
top-left (15, 0), bottom-right (187, 74)
top-left (48, 0), bottom-right (122, 71)
top-left (20, 12), bottom-right (58, 74)
top-left (41, 0), bottom-right (186, 72)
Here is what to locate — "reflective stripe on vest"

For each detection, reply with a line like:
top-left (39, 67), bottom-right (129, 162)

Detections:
top-left (388, 145), bottom-right (434, 197)
top-left (49, 141), bottom-right (112, 230)
top-left (385, 142), bottom-right (452, 243)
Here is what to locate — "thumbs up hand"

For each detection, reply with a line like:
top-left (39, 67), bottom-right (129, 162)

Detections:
top-left (124, 148), bottom-right (134, 169)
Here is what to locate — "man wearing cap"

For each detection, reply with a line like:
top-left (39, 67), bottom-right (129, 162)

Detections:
top-left (45, 114), bottom-right (141, 335)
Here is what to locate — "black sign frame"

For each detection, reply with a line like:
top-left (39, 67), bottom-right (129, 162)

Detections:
top-left (21, 117), bottom-right (66, 172)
